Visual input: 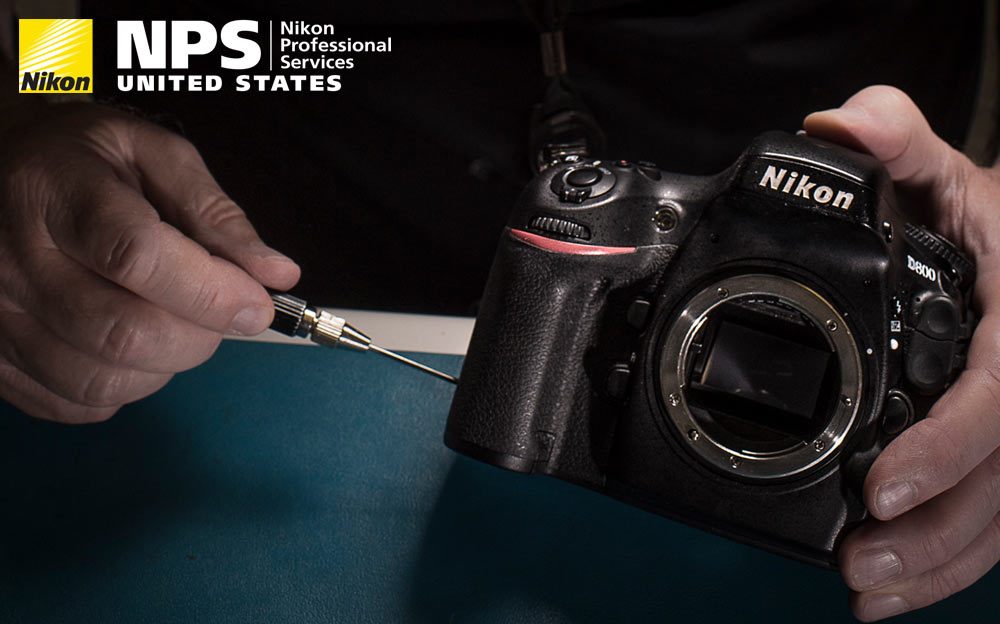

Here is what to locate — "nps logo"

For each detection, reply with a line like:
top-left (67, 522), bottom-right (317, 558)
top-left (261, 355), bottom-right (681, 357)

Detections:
top-left (18, 19), bottom-right (94, 93)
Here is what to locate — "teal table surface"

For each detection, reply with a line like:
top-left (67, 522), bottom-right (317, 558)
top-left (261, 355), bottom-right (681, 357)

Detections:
top-left (0, 339), bottom-right (995, 623)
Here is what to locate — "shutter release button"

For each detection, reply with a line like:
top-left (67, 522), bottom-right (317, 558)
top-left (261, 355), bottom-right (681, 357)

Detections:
top-left (566, 168), bottom-right (602, 187)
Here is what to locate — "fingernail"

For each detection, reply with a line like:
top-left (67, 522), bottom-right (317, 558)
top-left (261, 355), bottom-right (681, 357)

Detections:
top-left (875, 481), bottom-right (918, 518)
top-left (851, 548), bottom-right (901, 589)
top-left (809, 106), bottom-right (868, 123)
top-left (230, 305), bottom-right (271, 335)
top-left (861, 594), bottom-right (908, 621)
top-left (253, 243), bottom-right (294, 264)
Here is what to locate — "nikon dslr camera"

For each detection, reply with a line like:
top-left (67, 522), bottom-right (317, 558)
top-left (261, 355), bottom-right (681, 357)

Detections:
top-left (445, 132), bottom-right (975, 567)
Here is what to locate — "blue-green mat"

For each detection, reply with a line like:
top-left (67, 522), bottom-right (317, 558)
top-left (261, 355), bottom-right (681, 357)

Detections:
top-left (0, 340), bottom-right (994, 622)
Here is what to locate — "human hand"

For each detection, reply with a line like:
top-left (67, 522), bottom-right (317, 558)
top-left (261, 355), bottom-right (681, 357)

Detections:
top-left (804, 85), bottom-right (1000, 620)
top-left (0, 103), bottom-right (299, 423)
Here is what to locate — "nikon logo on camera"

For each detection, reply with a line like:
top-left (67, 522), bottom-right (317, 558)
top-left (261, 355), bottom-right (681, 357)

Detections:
top-left (758, 165), bottom-right (854, 210)
top-left (18, 19), bottom-right (94, 93)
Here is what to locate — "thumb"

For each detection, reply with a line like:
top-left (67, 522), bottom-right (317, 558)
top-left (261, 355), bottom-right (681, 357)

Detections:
top-left (802, 85), bottom-right (996, 261)
top-left (125, 118), bottom-right (301, 291)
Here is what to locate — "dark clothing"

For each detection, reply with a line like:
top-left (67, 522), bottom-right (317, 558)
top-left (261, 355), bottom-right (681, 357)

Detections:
top-left (84, 1), bottom-right (986, 314)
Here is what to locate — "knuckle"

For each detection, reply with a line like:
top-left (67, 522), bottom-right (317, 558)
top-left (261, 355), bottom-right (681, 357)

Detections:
top-left (101, 223), bottom-right (160, 287)
top-left (197, 193), bottom-right (247, 230)
top-left (82, 171), bottom-right (121, 206)
top-left (910, 418), bottom-right (967, 488)
top-left (98, 311), bottom-right (157, 367)
top-left (80, 365), bottom-right (129, 407)
top-left (162, 133), bottom-right (201, 166)
top-left (72, 175), bottom-right (125, 230)
top-left (926, 564), bottom-right (967, 604)
top-left (916, 524), bottom-right (957, 568)
top-left (187, 279), bottom-right (227, 325)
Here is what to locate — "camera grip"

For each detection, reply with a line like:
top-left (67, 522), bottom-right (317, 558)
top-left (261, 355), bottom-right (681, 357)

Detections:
top-left (446, 229), bottom-right (674, 479)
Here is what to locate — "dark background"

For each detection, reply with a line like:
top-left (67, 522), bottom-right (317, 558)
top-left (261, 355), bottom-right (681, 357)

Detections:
top-left (83, 1), bottom-right (985, 314)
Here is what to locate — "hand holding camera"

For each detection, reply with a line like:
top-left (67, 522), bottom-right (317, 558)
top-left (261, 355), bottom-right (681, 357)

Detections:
top-left (449, 85), bottom-right (996, 621)
top-left (806, 86), bottom-right (1000, 621)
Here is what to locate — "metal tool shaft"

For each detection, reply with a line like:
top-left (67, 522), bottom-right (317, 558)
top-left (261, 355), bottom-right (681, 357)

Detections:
top-left (269, 293), bottom-right (458, 384)
top-left (369, 344), bottom-right (458, 384)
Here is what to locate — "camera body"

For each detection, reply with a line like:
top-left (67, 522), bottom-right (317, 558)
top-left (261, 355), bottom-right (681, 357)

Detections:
top-left (445, 132), bottom-right (974, 568)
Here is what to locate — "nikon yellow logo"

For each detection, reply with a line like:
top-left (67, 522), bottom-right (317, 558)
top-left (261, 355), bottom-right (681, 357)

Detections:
top-left (18, 19), bottom-right (93, 93)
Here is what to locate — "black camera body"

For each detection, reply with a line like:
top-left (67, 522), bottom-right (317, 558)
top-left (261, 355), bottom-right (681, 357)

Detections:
top-left (445, 132), bottom-right (975, 568)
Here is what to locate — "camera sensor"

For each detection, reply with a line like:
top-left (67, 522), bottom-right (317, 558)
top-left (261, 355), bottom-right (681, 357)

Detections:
top-left (658, 274), bottom-right (862, 480)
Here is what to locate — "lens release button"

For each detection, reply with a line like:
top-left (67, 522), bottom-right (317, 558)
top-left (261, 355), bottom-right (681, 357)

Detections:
top-left (566, 168), bottom-right (602, 187)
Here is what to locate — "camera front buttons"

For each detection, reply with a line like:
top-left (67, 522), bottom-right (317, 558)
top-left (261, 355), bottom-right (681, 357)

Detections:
top-left (906, 294), bottom-right (966, 393)
top-left (881, 390), bottom-right (913, 436)
top-left (551, 163), bottom-right (616, 203)
top-left (916, 295), bottom-right (960, 341)
top-left (906, 332), bottom-right (958, 393)
top-left (626, 298), bottom-right (651, 330)
top-left (606, 363), bottom-right (632, 400)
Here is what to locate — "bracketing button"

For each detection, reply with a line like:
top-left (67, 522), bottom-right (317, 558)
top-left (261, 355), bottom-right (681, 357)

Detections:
top-left (918, 295), bottom-right (959, 341)
top-left (566, 168), bottom-right (602, 187)
top-left (881, 390), bottom-right (913, 436)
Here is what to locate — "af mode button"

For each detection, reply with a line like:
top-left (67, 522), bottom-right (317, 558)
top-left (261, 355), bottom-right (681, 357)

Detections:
top-left (551, 163), bottom-right (616, 204)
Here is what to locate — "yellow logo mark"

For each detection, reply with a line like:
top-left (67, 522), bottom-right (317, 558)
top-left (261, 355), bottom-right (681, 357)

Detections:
top-left (18, 19), bottom-right (93, 93)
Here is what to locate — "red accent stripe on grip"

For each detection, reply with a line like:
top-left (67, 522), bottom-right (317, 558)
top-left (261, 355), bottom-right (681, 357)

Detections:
top-left (509, 229), bottom-right (637, 255)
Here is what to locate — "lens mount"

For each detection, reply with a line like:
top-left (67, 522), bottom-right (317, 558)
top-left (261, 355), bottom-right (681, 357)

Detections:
top-left (658, 274), bottom-right (862, 480)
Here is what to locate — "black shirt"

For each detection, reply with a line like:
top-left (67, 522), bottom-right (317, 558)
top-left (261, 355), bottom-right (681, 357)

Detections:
top-left (84, 1), bottom-right (986, 314)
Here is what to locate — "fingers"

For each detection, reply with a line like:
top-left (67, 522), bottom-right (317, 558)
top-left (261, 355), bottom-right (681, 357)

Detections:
top-left (803, 85), bottom-right (1000, 261)
top-left (2, 241), bottom-right (222, 372)
top-left (127, 122), bottom-right (300, 291)
top-left (849, 514), bottom-right (1000, 621)
top-left (42, 165), bottom-right (275, 336)
top-left (0, 358), bottom-right (119, 425)
top-left (841, 443), bottom-right (1000, 593)
top-left (0, 309), bottom-right (172, 409)
top-left (807, 86), bottom-right (1000, 617)
top-left (803, 85), bottom-right (961, 188)
top-left (862, 313), bottom-right (1000, 521)
top-left (839, 314), bottom-right (1000, 617)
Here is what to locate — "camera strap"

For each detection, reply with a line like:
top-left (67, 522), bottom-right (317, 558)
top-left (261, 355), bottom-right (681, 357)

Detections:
top-left (520, 0), bottom-right (607, 172)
